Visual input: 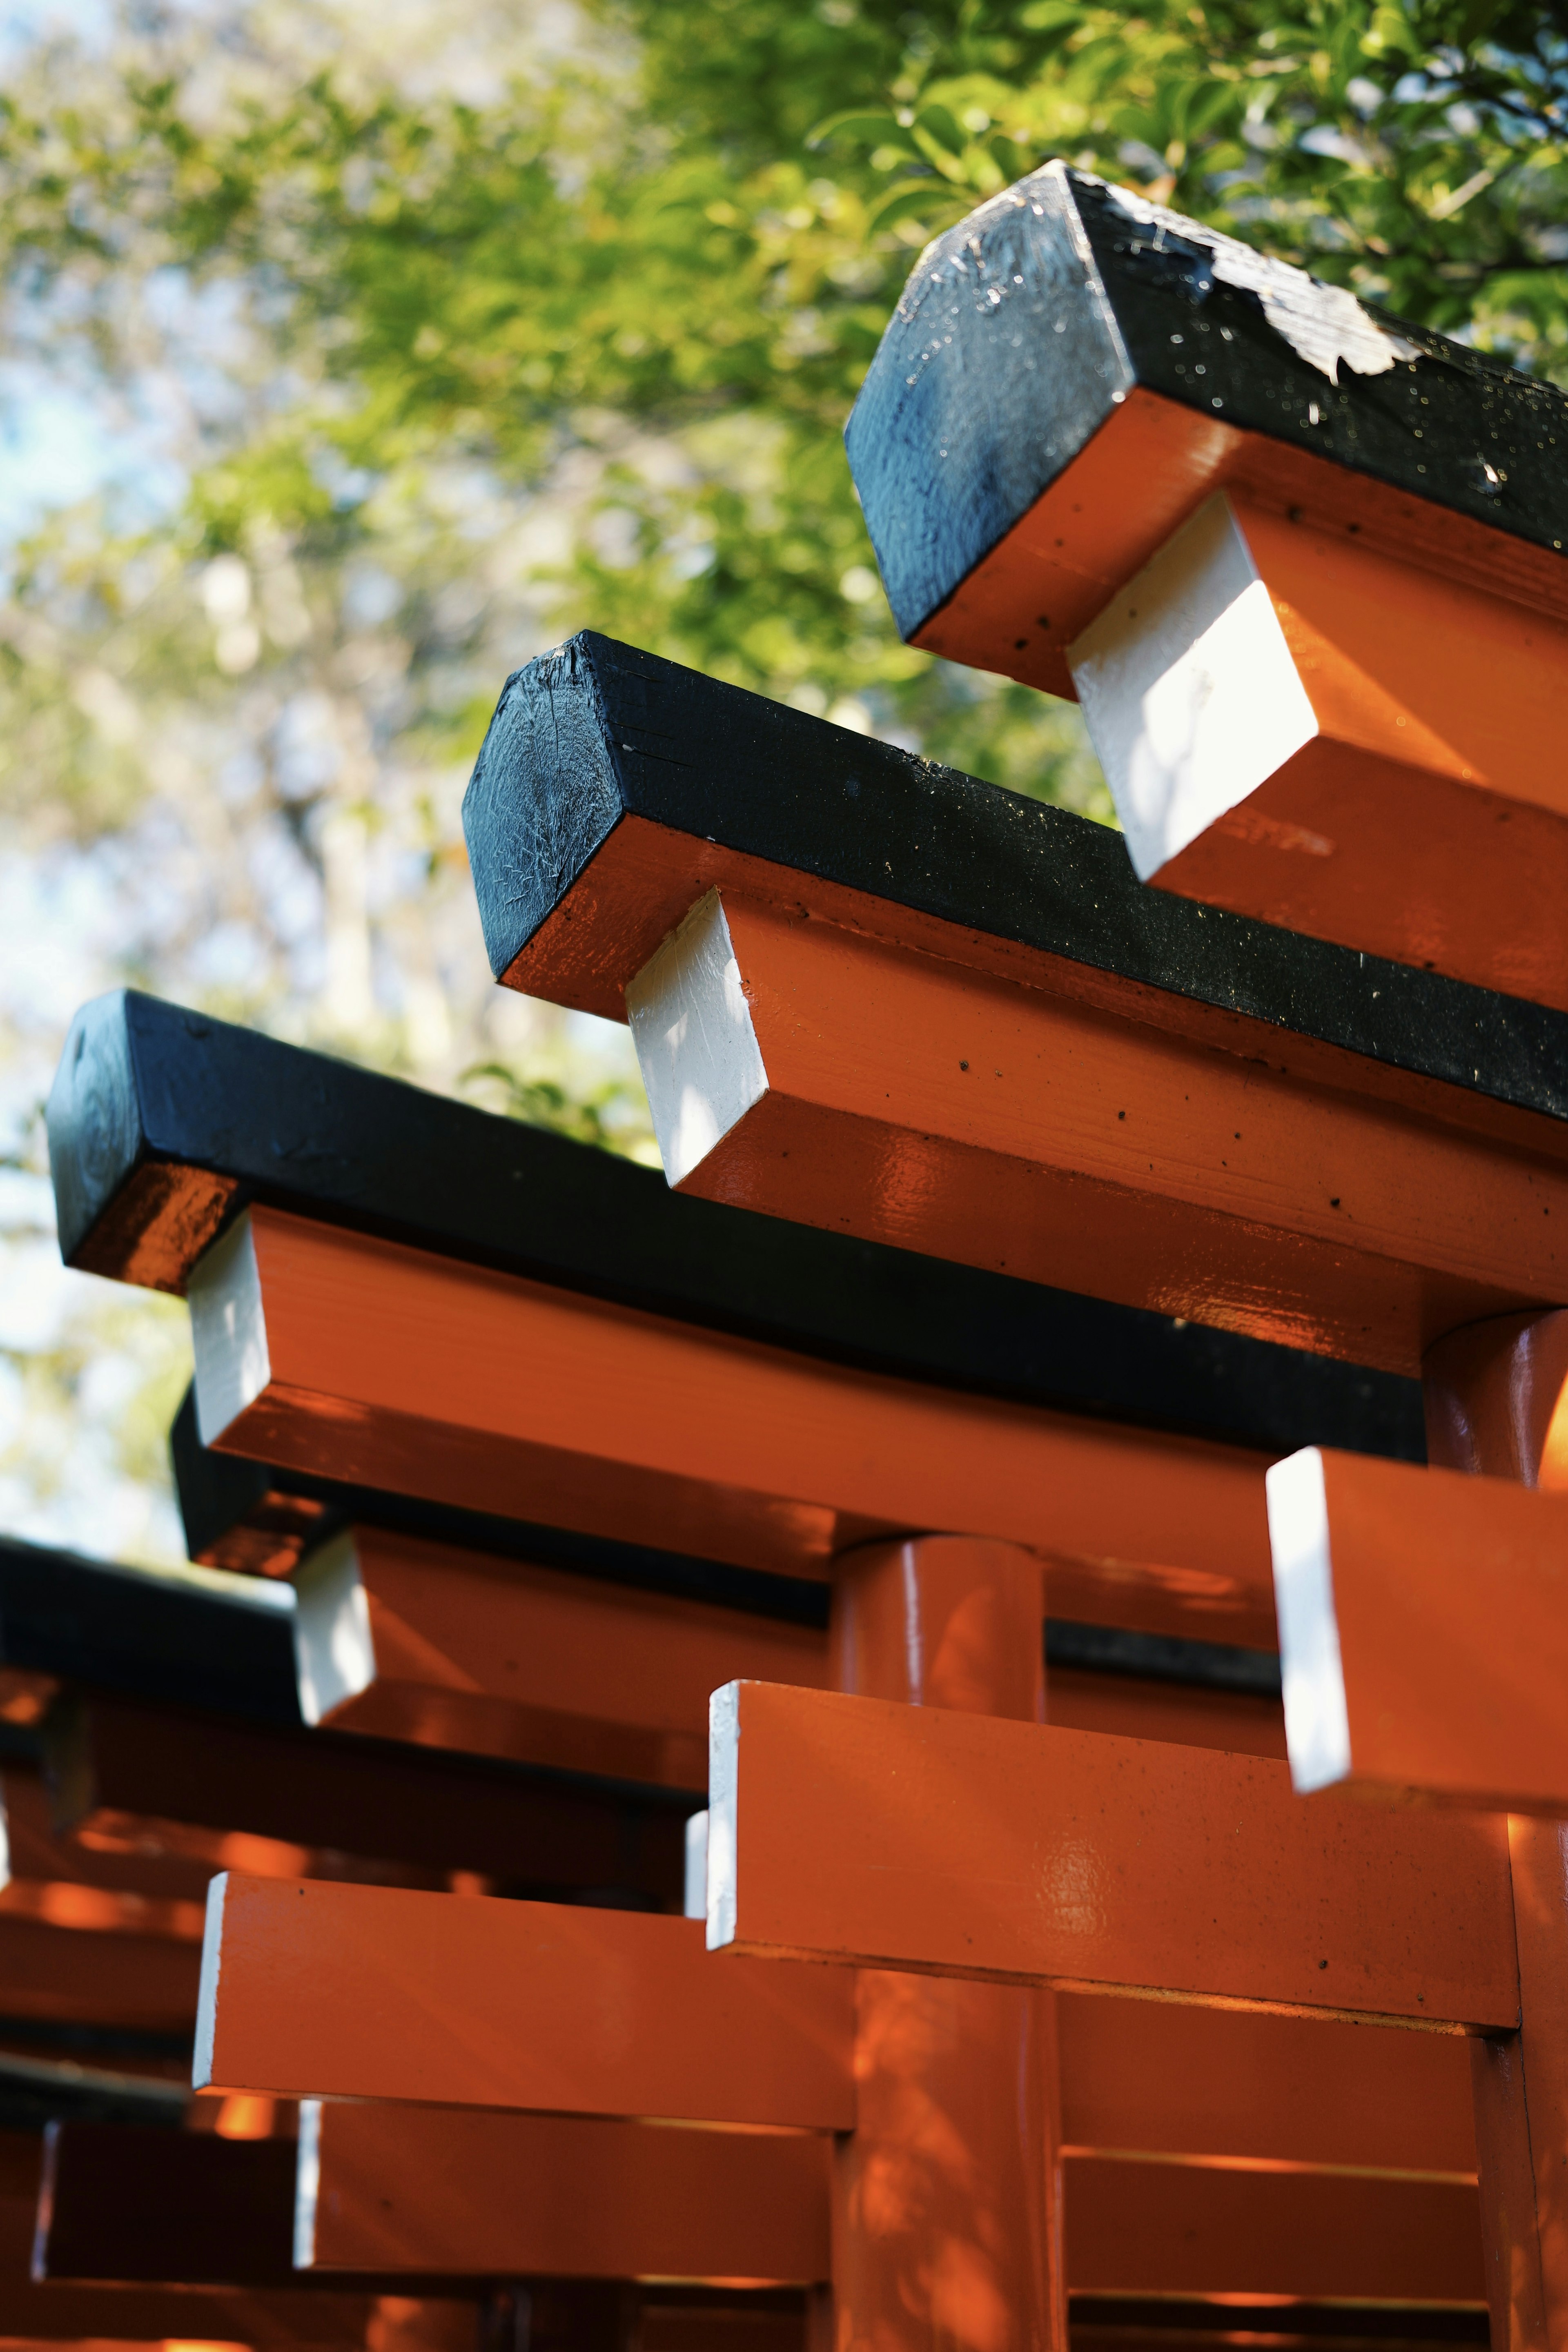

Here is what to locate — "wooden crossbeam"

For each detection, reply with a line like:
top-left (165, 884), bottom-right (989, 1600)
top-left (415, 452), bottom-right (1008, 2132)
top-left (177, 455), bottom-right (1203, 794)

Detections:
top-left (1268, 1446), bottom-right (1568, 1812)
top-left (48, 1690), bottom-right (686, 1907)
top-left (186, 1202), bottom-right (1281, 1638)
top-left (37, 2122), bottom-right (476, 2293)
top-left (1056, 1995), bottom-right (1474, 2174)
top-left (297, 2103), bottom-right (1481, 2305)
top-left (194, 1873), bottom-right (855, 2126)
top-left (1064, 2158), bottom-right (1483, 2304)
top-left (299, 2104), bottom-right (831, 2283)
top-left (293, 1523), bottom-right (825, 1787)
top-left (458, 631), bottom-right (1565, 1165)
top-left (0, 1908), bottom-right (200, 2034)
top-left (845, 165), bottom-right (1568, 1009)
top-left (1065, 494), bottom-right (1568, 1004)
top-left (621, 884), bottom-right (1563, 1370)
top-left (0, 2127), bottom-right (368, 2344)
top-left (49, 991), bottom-right (1412, 1467)
top-left (705, 1681), bottom-right (1517, 2029)
top-left (844, 164), bottom-right (1568, 681)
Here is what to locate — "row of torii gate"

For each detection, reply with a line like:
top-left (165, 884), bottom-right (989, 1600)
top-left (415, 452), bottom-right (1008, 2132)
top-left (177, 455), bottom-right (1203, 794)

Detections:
top-left (5, 159), bottom-right (1568, 2352)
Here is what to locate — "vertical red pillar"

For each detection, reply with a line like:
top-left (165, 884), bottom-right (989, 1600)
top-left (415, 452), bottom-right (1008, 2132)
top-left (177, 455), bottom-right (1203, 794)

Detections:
top-left (829, 1535), bottom-right (1067, 2352)
top-left (1425, 1311), bottom-right (1568, 2352)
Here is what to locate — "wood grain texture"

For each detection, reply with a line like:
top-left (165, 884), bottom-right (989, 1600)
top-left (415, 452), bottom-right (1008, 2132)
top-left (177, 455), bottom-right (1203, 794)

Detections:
top-left (651, 890), bottom-right (1568, 1372)
top-left (192, 1204), bottom-right (1280, 1637)
top-left (195, 1873), bottom-right (854, 2127)
top-left (848, 163), bottom-right (1568, 662)
top-left (50, 990), bottom-right (1425, 1467)
top-left (707, 1680), bottom-right (1518, 2029)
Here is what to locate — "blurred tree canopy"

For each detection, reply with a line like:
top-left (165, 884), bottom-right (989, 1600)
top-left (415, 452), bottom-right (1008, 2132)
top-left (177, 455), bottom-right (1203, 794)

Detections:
top-left (0, 0), bottom-right (1562, 1558)
top-left (7, 0), bottom-right (1566, 882)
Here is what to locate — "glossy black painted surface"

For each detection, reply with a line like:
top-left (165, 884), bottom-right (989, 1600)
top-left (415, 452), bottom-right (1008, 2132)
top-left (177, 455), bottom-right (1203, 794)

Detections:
top-left (464, 631), bottom-right (1568, 1128)
top-left (51, 991), bottom-right (1423, 1463)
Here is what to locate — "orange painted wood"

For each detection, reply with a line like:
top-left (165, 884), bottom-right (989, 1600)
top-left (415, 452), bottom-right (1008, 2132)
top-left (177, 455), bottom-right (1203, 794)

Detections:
top-left (645, 891), bottom-right (1568, 1374)
top-left (1064, 2155), bottom-right (1483, 2304)
top-left (196, 1203), bottom-right (1278, 1643)
top-left (1271, 1447), bottom-right (1568, 1812)
top-left (195, 1873), bottom-right (854, 2127)
top-left (299, 2101), bottom-right (1479, 2301)
top-left (1089, 498), bottom-right (1568, 1012)
top-left (1422, 1311), bottom-right (1568, 2352)
top-left (829, 1537), bottom-right (1065, 2352)
top-left (314, 1525), bottom-right (825, 1788)
top-left (1056, 1997), bottom-right (1475, 2176)
top-left (0, 1908), bottom-right (200, 2032)
top-left (707, 1681), bottom-right (1518, 2029)
top-left (1046, 1668), bottom-right (1285, 1760)
top-left (303, 2104), bottom-right (831, 2283)
top-left (910, 387), bottom-right (1568, 700)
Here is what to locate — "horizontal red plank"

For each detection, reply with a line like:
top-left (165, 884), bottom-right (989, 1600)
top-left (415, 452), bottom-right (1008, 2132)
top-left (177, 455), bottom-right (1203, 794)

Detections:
top-left (707, 1682), bottom-right (1517, 2030)
top-left (196, 1873), bottom-right (853, 2129)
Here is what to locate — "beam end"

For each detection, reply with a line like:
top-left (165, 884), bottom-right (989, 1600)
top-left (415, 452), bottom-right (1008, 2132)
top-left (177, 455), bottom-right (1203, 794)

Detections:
top-left (1268, 1447), bottom-right (1352, 1795)
top-left (627, 892), bottom-right (770, 1188)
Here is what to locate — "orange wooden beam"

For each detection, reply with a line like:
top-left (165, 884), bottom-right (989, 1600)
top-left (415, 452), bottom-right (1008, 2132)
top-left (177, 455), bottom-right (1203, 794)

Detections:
top-left (293, 1523), bottom-right (826, 1788)
top-left (299, 1526), bottom-right (1290, 1778)
top-left (195, 1873), bottom-right (854, 2126)
top-left (297, 2101), bottom-right (1481, 2305)
top-left (624, 887), bottom-right (1566, 1374)
top-left (1056, 1996), bottom-right (1474, 2176)
top-left (0, 2129), bottom-right (366, 2346)
top-left (1268, 1445), bottom-right (1568, 1813)
top-left (0, 1907), bottom-right (200, 2034)
top-left (188, 1202), bottom-right (1279, 1646)
top-left (300, 2103), bottom-right (831, 2284)
top-left (1065, 2156), bottom-right (1483, 2306)
top-left (1065, 493), bottom-right (1568, 1011)
top-left (705, 1681), bottom-right (1517, 2029)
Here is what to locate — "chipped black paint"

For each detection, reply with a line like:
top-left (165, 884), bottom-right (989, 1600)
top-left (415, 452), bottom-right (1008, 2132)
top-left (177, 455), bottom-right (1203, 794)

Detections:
top-left (846, 164), bottom-right (1568, 641)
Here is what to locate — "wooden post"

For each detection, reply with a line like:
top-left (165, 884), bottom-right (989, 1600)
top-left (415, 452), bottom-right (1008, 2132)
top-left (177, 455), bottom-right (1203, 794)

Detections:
top-left (1424, 1311), bottom-right (1568, 2350)
top-left (827, 1536), bottom-right (1065, 2352)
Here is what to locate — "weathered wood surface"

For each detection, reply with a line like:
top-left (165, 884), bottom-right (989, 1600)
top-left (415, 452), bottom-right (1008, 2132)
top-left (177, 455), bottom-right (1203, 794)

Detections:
top-left (49, 989), bottom-right (1421, 1463)
top-left (846, 162), bottom-right (1568, 677)
top-left (187, 1203), bottom-right (1283, 1639)
top-left (460, 631), bottom-right (1566, 1154)
top-left (195, 1873), bottom-right (855, 2127)
top-left (707, 1681), bottom-right (1518, 2029)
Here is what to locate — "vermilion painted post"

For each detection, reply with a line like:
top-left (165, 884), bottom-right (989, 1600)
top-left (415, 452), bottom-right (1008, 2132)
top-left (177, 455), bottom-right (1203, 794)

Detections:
top-left (1424, 1311), bottom-right (1568, 2350)
top-left (829, 1535), bottom-right (1065, 2352)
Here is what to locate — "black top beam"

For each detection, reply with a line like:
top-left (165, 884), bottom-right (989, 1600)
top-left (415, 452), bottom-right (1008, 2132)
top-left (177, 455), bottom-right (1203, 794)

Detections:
top-left (50, 989), bottom-right (1422, 1464)
top-left (0, 1534), bottom-right (298, 1726)
top-left (846, 161), bottom-right (1568, 648)
top-left (463, 630), bottom-right (1568, 1136)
